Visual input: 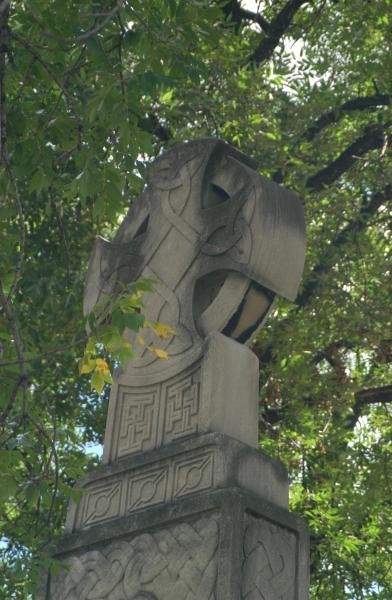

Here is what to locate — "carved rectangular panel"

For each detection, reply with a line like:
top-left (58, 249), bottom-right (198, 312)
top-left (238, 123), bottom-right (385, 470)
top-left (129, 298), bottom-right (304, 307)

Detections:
top-left (163, 373), bottom-right (199, 444)
top-left (44, 487), bottom-right (309, 600)
top-left (117, 387), bottom-right (160, 458)
top-left (242, 514), bottom-right (297, 600)
top-left (81, 481), bottom-right (122, 528)
top-left (74, 449), bottom-right (216, 530)
top-left (173, 452), bottom-right (214, 499)
top-left (127, 466), bottom-right (169, 512)
top-left (50, 514), bottom-right (219, 600)
top-left (111, 363), bottom-right (201, 460)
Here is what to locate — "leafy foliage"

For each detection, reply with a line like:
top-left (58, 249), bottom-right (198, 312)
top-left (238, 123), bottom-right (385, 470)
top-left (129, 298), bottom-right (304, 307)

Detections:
top-left (79, 278), bottom-right (174, 393)
top-left (0, 1), bottom-right (391, 598)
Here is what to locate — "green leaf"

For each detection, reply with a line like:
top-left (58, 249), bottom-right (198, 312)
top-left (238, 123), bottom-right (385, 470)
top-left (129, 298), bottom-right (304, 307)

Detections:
top-left (122, 311), bottom-right (145, 332)
top-left (91, 370), bottom-right (105, 395)
top-left (0, 474), bottom-right (18, 502)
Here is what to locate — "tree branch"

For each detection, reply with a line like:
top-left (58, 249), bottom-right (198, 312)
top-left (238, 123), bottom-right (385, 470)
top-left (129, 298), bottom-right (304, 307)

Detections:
top-left (12, 32), bottom-right (83, 151)
top-left (63, 0), bottom-right (124, 44)
top-left (306, 124), bottom-right (388, 192)
top-left (0, 0), bottom-right (10, 160)
top-left (0, 376), bottom-right (22, 427)
top-left (297, 184), bottom-right (392, 307)
top-left (345, 385), bottom-right (392, 429)
top-left (0, 336), bottom-right (87, 367)
top-left (26, 0), bottom-right (124, 46)
top-left (0, 4), bottom-right (26, 303)
top-left (355, 385), bottom-right (392, 404)
top-left (248, 0), bottom-right (310, 65)
top-left (138, 113), bottom-right (172, 142)
top-left (3, 156), bottom-right (26, 302)
top-left (313, 340), bottom-right (355, 365)
top-left (222, 1), bottom-right (272, 33)
top-left (304, 94), bottom-right (391, 142)
top-left (0, 281), bottom-right (29, 417)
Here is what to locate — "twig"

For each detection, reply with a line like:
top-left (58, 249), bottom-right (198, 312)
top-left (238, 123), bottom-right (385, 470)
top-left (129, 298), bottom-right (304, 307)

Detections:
top-left (116, 14), bottom-right (126, 99)
top-left (0, 376), bottom-right (22, 427)
top-left (0, 336), bottom-right (88, 367)
top-left (12, 32), bottom-right (83, 150)
top-left (0, 0), bottom-right (10, 159)
top-left (26, 0), bottom-right (124, 46)
top-left (42, 391), bottom-right (59, 527)
top-left (3, 156), bottom-right (26, 302)
top-left (9, 57), bottom-right (35, 109)
top-left (0, 280), bottom-right (29, 415)
top-left (297, 184), bottom-right (392, 306)
top-left (49, 188), bottom-right (72, 283)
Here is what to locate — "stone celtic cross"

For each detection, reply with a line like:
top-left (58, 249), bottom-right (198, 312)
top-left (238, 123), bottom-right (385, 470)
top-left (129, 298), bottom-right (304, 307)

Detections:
top-left (39, 139), bottom-right (309, 600)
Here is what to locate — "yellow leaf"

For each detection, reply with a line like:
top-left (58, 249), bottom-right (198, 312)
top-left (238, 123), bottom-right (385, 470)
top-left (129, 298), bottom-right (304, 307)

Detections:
top-left (137, 336), bottom-right (146, 346)
top-left (95, 358), bottom-right (110, 375)
top-left (131, 290), bottom-right (144, 301)
top-left (79, 357), bottom-right (96, 374)
top-left (91, 370), bottom-right (105, 394)
top-left (153, 347), bottom-right (169, 360)
top-left (153, 322), bottom-right (176, 339)
top-left (103, 371), bottom-right (113, 385)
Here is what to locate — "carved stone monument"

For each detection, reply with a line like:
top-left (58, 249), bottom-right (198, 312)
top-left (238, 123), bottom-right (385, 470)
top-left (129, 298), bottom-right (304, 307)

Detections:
top-left (38, 139), bottom-right (309, 599)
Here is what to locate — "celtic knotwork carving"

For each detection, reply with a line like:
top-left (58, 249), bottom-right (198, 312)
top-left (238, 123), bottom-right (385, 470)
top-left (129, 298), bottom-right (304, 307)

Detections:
top-left (51, 514), bottom-right (219, 600)
top-left (84, 139), bottom-right (306, 364)
top-left (199, 183), bottom-right (253, 257)
top-left (130, 265), bottom-right (194, 368)
top-left (242, 515), bottom-right (296, 600)
top-left (55, 542), bottom-right (130, 599)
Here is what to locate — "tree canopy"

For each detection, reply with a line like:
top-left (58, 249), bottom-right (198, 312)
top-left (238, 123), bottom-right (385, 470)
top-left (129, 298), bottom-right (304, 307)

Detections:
top-left (0, 1), bottom-right (391, 598)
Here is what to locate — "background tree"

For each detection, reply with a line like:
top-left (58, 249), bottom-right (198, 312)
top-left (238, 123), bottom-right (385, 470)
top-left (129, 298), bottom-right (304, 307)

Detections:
top-left (0, 1), bottom-right (391, 598)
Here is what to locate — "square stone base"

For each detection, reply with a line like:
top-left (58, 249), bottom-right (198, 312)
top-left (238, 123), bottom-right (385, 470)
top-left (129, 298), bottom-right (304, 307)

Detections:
top-left (38, 487), bottom-right (309, 600)
top-left (65, 433), bottom-right (289, 534)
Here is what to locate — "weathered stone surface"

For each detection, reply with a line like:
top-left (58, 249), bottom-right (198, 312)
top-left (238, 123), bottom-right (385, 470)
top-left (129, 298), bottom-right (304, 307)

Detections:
top-left (200, 332), bottom-right (259, 448)
top-left (83, 139), bottom-right (305, 463)
top-left (50, 513), bottom-right (219, 600)
top-left (65, 433), bottom-right (289, 534)
top-left (242, 515), bottom-right (296, 600)
top-left (39, 488), bottom-right (309, 600)
top-left (39, 140), bottom-right (308, 599)
top-left (103, 332), bottom-right (259, 463)
top-left (84, 139), bottom-right (306, 367)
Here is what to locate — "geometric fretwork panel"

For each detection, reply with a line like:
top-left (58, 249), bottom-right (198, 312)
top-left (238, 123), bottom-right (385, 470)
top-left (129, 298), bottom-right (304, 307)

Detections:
top-left (117, 388), bottom-right (159, 458)
top-left (163, 371), bottom-right (199, 444)
top-left (111, 363), bottom-right (201, 460)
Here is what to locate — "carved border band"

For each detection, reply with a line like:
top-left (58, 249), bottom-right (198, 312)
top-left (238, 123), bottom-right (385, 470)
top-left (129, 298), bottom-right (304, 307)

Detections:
top-left (74, 449), bottom-right (215, 531)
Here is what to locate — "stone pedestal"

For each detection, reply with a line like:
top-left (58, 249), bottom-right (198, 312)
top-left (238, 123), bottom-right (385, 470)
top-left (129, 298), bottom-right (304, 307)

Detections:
top-left (38, 139), bottom-right (309, 599)
top-left (102, 333), bottom-right (260, 464)
top-left (38, 434), bottom-right (309, 600)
